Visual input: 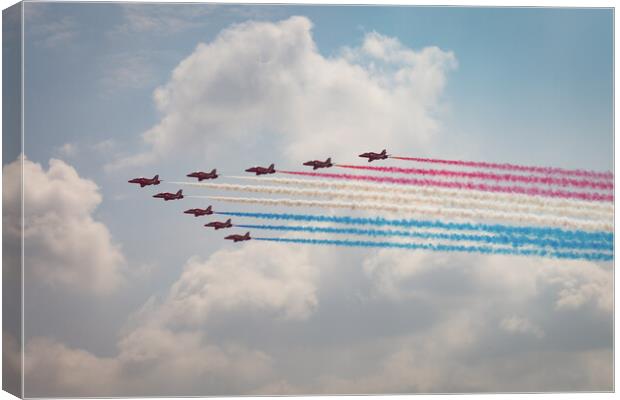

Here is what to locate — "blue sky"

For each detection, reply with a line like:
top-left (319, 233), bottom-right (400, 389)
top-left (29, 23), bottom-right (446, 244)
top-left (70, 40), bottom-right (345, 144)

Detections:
top-left (22, 5), bottom-right (612, 169)
top-left (6, 3), bottom-right (613, 396)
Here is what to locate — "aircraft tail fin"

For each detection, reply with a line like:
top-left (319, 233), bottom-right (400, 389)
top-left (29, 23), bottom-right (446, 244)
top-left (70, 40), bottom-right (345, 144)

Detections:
top-left (177, 190), bottom-right (183, 196)
top-left (326, 157), bottom-right (331, 163)
top-left (207, 205), bottom-right (212, 212)
top-left (227, 218), bottom-right (231, 224)
top-left (245, 232), bottom-right (250, 238)
top-left (211, 168), bottom-right (216, 174)
top-left (269, 163), bottom-right (275, 171)
top-left (154, 174), bottom-right (159, 180)
top-left (381, 149), bottom-right (386, 155)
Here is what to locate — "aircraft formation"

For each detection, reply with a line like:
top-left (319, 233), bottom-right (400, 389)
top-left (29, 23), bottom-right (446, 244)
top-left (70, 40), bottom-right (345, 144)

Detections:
top-left (127, 149), bottom-right (613, 262)
top-left (127, 150), bottom-right (388, 243)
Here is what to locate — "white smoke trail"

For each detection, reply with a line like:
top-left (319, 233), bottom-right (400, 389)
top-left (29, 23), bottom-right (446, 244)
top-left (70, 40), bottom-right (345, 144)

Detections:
top-left (203, 195), bottom-right (613, 232)
top-left (225, 175), bottom-right (614, 214)
top-left (178, 181), bottom-right (612, 221)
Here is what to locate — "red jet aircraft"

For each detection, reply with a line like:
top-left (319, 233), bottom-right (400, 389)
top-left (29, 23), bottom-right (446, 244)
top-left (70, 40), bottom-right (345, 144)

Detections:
top-left (184, 206), bottom-right (213, 217)
top-left (359, 149), bottom-right (389, 162)
top-left (204, 219), bottom-right (232, 230)
top-left (187, 169), bottom-right (218, 181)
top-left (245, 163), bottom-right (275, 175)
top-left (128, 175), bottom-right (161, 187)
top-left (153, 190), bottom-right (183, 201)
top-left (303, 157), bottom-right (333, 170)
top-left (225, 232), bottom-right (251, 242)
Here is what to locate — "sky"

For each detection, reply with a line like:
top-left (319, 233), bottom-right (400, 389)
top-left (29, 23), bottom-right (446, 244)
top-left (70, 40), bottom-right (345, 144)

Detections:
top-left (2, 3), bottom-right (614, 396)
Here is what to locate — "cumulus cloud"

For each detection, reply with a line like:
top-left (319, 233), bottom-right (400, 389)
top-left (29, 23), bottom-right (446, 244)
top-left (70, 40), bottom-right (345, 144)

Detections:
top-left (22, 330), bottom-right (273, 397)
top-left (110, 16), bottom-right (456, 169)
top-left (21, 241), bottom-right (612, 395)
top-left (353, 250), bottom-right (612, 392)
top-left (24, 337), bottom-right (119, 397)
top-left (22, 240), bottom-right (326, 396)
top-left (3, 156), bottom-right (125, 295)
top-left (542, 263), bottom-right (613, 313)
top-left (153, 242), bottom-right (320, 327)
top-left (316, 340), bottom-right (611, 394)
top-left (363, 249), bottom-right (613, 314)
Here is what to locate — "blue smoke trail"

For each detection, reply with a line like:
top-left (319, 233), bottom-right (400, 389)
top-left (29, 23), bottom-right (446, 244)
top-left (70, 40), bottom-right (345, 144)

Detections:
top-left (254, 237), bottom-right (613, 262)
top-left (236, 224), bottom-right (613, 252)
top-left (217, 211), bottom-right (613, 244)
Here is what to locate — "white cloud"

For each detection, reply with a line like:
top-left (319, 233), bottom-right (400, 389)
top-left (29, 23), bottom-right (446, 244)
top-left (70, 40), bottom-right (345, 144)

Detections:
top-left (543, 262), bottom-right (613, 313)
top-left (156, 242), bottom-right (320, 326)
top-left (20, 241), bottom-right (613, 395)
top-left (3, 156), bottom-right (125, 295)
top-left (22, 240), bottom-right (324, 396)
top-left (110, 16), bottom-right (456, 169)
top-left (363, 249), bottom-right (612, 314)
top-left (22, 330), bottom-right (273, 397)
top-left (351, 249), bottom-right (612, 392)
top-left (316, 341), bottom-right (611, 394)
top-left (24, 337), bottom-right (119, 397)
top-left (363, 250), bottom-right (465, 301)
top-left (116, 326), bottom-right (272, 389)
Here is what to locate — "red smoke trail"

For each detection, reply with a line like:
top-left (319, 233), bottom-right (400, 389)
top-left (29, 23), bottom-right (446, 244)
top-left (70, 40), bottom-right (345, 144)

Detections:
top-left (335, 164), bottom-right (613, 191)
top-left (389, 156), bottom-right (613, 181)
top-left (278, 170), bottom-right (614, 202)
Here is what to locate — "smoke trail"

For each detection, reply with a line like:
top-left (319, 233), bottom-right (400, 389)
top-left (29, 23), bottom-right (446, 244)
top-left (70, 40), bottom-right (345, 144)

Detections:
top-left (236, 224), bottom-right (613, 252)
top-left (219, 211), bottom-right (613, 243)
top-left (389, 156), bottom-right (614, 181)
top-left (207, 196), bottom-right (613, 232)
top-left (254, 237), bottom-right (613, 262)
top-left (181, 181), bottom-right (611, 221)
top-left (336, 164), bottom-right (613, 191)
top-left (227, 176), bottom-right (614, 214)
top-left (278, 171), bottom-right (614, 203)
